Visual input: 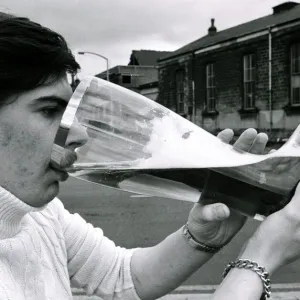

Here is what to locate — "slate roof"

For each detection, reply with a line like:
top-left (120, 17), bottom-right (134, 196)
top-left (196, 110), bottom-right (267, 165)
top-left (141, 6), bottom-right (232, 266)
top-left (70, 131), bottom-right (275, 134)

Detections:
top-left (0, 11), bottom-right (18, 20)
top-left (160, 1), bottom-right (300, 61)
top-left (129, 50), bottom-right (172, 66)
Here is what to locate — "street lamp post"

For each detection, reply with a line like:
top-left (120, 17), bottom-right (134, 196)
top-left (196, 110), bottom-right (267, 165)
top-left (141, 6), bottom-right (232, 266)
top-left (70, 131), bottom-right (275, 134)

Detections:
top-left (78, 51), bottom-right (110, 81)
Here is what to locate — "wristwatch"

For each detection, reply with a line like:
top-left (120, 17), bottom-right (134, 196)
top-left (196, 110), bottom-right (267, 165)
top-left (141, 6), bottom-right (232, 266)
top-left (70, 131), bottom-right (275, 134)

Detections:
top-left (182, 223), bottom-right (223, 253)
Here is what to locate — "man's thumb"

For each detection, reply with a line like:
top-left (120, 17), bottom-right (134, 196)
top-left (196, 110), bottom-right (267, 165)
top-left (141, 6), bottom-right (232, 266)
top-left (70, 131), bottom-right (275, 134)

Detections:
top-left (200, 203), bottom-right (230, 221)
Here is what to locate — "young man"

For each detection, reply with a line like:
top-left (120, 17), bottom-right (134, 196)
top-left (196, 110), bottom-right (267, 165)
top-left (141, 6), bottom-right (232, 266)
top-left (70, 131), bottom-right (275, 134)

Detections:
top-left (0, 12), bottom-right (269, 300)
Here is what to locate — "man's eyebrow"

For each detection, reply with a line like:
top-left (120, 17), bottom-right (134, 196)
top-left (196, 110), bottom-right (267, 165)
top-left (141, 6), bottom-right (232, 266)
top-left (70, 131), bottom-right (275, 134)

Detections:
top-left (30, 95), bottom-right (69, 107)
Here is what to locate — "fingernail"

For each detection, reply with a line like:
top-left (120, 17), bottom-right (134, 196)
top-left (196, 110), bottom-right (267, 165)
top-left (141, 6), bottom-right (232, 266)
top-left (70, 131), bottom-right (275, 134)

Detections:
top-left (215, 205), bottom-right (227, 219)
top-left (257, 133), bottom-right (268, 143)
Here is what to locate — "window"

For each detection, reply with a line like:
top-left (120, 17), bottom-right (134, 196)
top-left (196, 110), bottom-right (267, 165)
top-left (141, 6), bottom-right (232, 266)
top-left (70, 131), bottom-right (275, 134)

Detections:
top-left (243, 54), bottom-right (255, 109)
top-left (206, 63), bottom-right (216, 112)
top-left (291, 43), bottom-right (300, 105)
top-left (122, 75), bottom-right (131, 84)
top-left (175, 70), bottom-right (185, 114)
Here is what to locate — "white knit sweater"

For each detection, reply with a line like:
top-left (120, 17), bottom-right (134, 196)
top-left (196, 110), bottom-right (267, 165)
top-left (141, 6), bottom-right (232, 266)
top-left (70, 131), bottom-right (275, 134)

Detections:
top-left (0, 186), bottom-right (141, 300)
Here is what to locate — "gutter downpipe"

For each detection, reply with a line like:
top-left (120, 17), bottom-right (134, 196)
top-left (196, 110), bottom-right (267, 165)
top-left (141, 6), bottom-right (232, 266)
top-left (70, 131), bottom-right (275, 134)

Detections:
top-left (191, 52), bottom-right (196, 123)
top-left (268, 26), bottom-right (273, 135)
top-left (192, 80), bottom-right (196, 123)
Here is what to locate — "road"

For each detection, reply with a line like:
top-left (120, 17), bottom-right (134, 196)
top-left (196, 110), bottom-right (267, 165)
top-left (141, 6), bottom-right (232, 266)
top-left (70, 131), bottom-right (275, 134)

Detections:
top-left (59, 177), bottom-right (300, 286)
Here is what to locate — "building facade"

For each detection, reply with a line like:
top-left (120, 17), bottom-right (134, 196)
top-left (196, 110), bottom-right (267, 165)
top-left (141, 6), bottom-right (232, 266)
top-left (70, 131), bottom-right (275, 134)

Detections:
top-left (139, 81), bottom-right (159, 101)
top-left (96, 50), bottom-right (171, 100)
top-left (158, 1), bottom-right (300, 144)
top-left (97, 65), bottom-right (159, 93)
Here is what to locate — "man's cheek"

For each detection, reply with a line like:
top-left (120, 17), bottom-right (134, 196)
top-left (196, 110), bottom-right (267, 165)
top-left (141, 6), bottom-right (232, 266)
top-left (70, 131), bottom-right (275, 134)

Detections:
top-left (0, 122), bottom-right (14, 147)
top-left (14, 132), bottom-right (44, 176)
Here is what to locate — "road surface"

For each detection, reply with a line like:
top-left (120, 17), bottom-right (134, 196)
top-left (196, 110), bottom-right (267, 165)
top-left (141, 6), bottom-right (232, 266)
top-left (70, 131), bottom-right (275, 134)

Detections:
top-left (59, 177), bottom-right (300, 286)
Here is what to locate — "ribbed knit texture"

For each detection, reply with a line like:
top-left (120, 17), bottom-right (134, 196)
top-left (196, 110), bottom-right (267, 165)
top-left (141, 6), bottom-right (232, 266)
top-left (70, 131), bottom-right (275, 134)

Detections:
top-left (0, 186), bottom-right (141, 300)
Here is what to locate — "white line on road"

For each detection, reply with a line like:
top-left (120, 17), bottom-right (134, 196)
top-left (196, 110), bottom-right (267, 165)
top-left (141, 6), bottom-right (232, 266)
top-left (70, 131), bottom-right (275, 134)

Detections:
top-left (73, 291), bottom-right (300, 300)
top-left (170, 283), bottom-right (300, 292)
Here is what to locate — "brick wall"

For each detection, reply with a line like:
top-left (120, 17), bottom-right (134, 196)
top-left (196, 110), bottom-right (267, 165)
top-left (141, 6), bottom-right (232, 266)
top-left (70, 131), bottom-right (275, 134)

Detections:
top-left (194, 36), bottom-right (270, 133)
top-left (158, 54), bottom-right (194, 117)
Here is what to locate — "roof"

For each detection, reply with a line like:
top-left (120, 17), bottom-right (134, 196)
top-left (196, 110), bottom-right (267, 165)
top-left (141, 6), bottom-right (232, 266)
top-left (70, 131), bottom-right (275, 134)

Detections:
top-left (160, 1), bottom-right (300, 61)
top-left (129, 50), bottom-right (172, 66)
top-left (0, 11), bottom-right (19, 20)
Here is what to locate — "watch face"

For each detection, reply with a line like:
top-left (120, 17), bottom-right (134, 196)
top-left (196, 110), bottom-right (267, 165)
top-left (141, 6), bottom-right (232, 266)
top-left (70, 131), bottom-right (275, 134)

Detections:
top-left (183, 225), bottom-right (189, 236)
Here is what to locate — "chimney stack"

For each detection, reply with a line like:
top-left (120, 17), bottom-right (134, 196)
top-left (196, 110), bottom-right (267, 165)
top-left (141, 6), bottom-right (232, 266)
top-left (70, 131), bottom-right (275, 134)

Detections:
top-left (272, 1), bottom-right (299, 14)
top-left (208, 18), bottom-right (217, 36)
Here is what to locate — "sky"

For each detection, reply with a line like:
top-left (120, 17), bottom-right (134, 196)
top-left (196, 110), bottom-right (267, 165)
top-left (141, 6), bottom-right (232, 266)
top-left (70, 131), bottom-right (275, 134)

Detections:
top-left (0, 0), bottom-right (291, 79)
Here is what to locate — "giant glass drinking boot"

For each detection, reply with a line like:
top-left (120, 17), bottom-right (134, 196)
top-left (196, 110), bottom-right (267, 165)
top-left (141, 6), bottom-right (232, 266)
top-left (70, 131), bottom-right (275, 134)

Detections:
top-left (51, 76), bottom-right (300, 219)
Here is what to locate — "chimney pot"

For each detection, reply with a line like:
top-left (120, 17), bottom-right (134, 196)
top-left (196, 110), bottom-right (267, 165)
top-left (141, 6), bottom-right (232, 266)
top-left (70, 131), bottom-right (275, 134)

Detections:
top-left (208, 18), bottom-right (217, 35)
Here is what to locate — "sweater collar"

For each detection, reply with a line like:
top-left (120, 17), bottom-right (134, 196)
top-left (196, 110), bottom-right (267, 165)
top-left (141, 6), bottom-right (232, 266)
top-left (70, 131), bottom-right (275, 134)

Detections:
top-left (0, 186), bottom-right (46, 239)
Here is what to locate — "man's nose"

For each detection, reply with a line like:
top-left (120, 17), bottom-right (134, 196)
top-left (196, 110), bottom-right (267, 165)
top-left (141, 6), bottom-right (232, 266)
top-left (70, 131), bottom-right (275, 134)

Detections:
top-left (65, 119), bottom-right (88, 150)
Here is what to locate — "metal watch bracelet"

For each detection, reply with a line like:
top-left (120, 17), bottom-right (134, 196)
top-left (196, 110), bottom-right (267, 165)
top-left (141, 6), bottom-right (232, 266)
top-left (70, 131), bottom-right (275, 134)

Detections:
top-left (222, 258), bottom-right (271, 299)
top-left (182, 223), bottom-right (223, 254)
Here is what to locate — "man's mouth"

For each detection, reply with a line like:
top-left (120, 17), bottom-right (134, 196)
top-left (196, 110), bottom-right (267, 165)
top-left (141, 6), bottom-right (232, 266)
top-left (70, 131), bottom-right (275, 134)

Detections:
top-left (52, 167), bottom-right (69, 182)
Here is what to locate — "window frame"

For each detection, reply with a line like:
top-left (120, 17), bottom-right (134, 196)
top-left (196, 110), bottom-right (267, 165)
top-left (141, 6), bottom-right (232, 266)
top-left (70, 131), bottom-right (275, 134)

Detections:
top-left (175, 69), bottom-right (185, 114)
top-left (205, 63), bottom-right (216, 112)
top-left (122, 75), bottom-right (132, 84)
top-left (242, 53), bottom-right (256, 109)
top-left (290, 42), bottom-right (300, 106)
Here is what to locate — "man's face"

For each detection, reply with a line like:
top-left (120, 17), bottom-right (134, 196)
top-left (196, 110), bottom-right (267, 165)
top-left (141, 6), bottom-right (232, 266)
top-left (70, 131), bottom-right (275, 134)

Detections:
top-left (0, 76), bottom-right (87, 207)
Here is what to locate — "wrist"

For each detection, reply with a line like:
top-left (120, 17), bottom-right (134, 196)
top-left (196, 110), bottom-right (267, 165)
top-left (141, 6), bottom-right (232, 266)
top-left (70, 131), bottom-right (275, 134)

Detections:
top-left (238, 237), bottom-right (279, 276)
top-left (182, 223), bottom-right (223, 254)
top-left (186, 219), bottom-right (222, 247)
top-left (221, 260), bottom-right (269, 300)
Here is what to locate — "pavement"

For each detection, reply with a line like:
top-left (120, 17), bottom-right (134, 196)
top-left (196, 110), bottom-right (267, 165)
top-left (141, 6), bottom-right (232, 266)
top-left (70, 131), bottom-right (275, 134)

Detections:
top-left (72, 284), bottom-right (300, 299)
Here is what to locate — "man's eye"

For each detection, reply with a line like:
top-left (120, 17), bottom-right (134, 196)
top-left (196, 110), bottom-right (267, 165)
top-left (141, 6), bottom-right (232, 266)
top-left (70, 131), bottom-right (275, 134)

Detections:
top-left (40, 107), bottom-right (61, 117)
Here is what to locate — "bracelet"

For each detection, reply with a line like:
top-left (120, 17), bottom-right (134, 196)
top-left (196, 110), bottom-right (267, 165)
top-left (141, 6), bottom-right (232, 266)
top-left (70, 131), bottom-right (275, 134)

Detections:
top-left (222, 259), bottom-right (271, 299)
top-left (182, 223), bottom-right (223, 254)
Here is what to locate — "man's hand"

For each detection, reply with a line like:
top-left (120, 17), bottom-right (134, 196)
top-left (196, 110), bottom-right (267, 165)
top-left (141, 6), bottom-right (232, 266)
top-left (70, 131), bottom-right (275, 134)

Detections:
top-left (187, 128), bottom-right (269, 247)
top-left (130, 128), bottom-right (270, 300)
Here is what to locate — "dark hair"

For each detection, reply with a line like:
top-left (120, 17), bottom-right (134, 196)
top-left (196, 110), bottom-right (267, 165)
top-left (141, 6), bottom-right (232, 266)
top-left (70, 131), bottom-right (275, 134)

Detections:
top-left (0, 12), bottom-right (80, 99)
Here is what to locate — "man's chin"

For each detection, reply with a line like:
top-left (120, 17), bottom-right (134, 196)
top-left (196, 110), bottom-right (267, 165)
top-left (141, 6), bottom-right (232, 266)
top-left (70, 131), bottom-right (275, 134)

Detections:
top-left (47, 181), bottom-right (60, 200)
top-left (32, 182), bottom-right (60, 207)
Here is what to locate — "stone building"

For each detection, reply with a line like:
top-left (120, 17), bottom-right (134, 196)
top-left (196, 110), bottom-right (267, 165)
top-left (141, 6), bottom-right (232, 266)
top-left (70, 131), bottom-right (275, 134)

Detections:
top-left (158, 1), bottom-right (300, 144)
